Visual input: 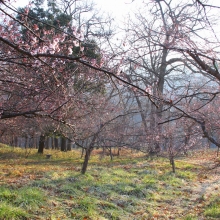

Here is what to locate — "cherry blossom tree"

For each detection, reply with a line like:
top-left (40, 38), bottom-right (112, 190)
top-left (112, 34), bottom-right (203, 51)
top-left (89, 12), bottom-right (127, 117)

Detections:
top-left (1, 0), bottom-right (220, 174)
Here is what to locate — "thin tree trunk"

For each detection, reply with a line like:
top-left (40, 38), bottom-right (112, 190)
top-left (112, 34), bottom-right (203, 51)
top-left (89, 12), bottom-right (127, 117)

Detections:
top-left (61, 137), bottom-right (66, 152)
top-left (38, 134), bottom-right (45, 154)
top-left (81, 132), bottom-right (100, 174)
top-left (102, 146), bottom-right (106, 158)
top-left (14, 136), bottom-right (18, 147)
top-left (109, 147), bottom-right (113, 161)
top-left (24, 136), bottom-right (28, 149)
top-left (45, 137), bottom-right (49, 149)
top-left (54, 137), bottom-right (59, 150)
top-left (51, 137), bottom-right (55, 149)
top-left (170, 156), bottom-right (176, 173)
top-left (81, 147), bottom-right (93, 174)
top-left (117, 147), bottom-right (120, 156)
top-left (34, 136), bottom-right (38, 149)
top-left (28, 136), bottom-right (33, 148)
top-left (184, 135), bottom-right (189, 156)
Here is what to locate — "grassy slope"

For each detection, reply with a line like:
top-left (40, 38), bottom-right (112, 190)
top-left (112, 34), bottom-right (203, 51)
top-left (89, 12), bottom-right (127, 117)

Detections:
top-left (0, 144), bottom-right (220, 220)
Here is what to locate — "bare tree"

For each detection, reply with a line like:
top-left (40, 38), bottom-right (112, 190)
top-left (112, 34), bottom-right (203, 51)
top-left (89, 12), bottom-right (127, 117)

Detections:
top-left (113, 0), bottom-right (220, 156)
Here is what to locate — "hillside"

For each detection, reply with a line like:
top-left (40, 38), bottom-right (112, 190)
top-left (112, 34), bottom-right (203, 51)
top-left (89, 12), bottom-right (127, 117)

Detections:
top-left (0, 144), bottom-right (220, 220)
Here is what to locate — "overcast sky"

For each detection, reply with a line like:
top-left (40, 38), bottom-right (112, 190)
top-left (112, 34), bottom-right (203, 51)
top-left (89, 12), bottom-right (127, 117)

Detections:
top-left (9, 0), bottom-right (220, 36)
top-left (94, 0), bottom-right (134, 19)
top-left (11, 0), bottom-right (134, 18)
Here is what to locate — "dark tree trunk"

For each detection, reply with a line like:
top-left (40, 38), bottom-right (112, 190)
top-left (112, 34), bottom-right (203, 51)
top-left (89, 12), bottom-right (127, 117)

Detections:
top-left (184, 135), bottom-right (190, 156)
top-left (38, 134), bottom-right (45, 154)
top-left (45, 137), bottom-right (50, 149)
top-left (81, 126), bottom-right (103, 174)
top-left (24, 136), bottom-right (28, 149)
top-left (14, 136), bottom-right (18, 147)
top-left (109, 147), bottom-right (113, 161)
top-left (54, 137), bottom-right (59, 150)
top-left (102, 146), bottom-right (106, 158)
top-left (167, 136), bottom-right (175, 173)
top-left (10, 136), bottom-right (14, 146)
top-left (61, 137), bottom-right (66, 152)
top-left (51, 137), bottom-right (55, 149)
top-left (170, 156), bottom-right (176, 173)
top-left (28, 137), bottom-right (33, 148)
top-left (81, 148), bottom-right (93, 174)
top-left (117, 147), bottom-right (121, 156)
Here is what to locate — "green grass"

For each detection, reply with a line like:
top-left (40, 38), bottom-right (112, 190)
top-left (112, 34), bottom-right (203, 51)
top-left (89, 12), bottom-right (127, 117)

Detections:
top-left (0, 186), bottom-right (46, 207)
top-left (14, 187), bottom-right (45, 209)
top-left (0, 202), bottom-right (29, 220)
top-left (176, 170), bottom-right (196, 180)
top-left (0, 144), bottom-right (220, 219)
top-left (204, 197), bottom-right (220, 218)
top-left (184, 215), bottom-right (198, 220)
top-left (0, 185), bottom-right (46, 219)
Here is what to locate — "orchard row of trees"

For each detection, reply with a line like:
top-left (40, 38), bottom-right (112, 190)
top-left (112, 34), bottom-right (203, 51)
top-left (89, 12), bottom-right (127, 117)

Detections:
top-left (0, 0), bottom-right (220, 173)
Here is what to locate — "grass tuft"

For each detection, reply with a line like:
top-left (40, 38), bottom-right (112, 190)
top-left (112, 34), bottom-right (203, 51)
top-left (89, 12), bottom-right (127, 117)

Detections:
top-left (0, 202), bottom-right (28, 220)
top-left (14, 187), bottom-right (46, 209)
top-left (204, 198), bottom-right (220, 218)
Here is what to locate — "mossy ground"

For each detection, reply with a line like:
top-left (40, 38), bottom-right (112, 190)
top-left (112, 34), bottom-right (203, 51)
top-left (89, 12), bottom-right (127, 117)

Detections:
top-left (0, 144), bottom-right (220, 219)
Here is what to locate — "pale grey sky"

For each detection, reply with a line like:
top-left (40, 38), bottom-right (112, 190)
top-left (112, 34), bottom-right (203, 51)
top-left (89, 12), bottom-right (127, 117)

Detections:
top-left (11, 0), bottom-right (134, 18)
top-left (94, 0), bottom-right (134, 19)
top-left (9, 0), bottom-right (220, 37)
